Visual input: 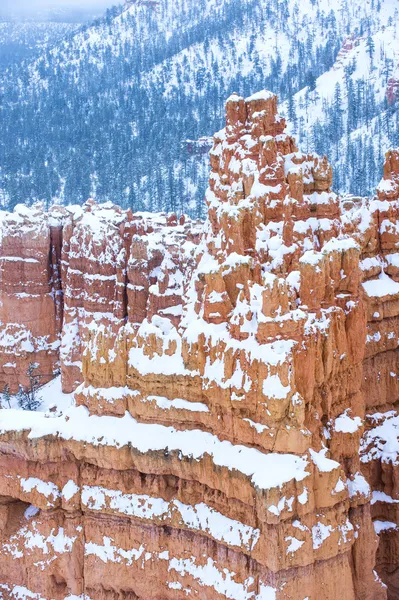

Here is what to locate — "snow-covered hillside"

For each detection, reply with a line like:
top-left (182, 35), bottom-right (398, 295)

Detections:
top-left (0, 0), bottom-right (398, 214)
top-left (0, 3), bottom-right (113, 72)
top-left (0, 21), bottom-right (76, 71)
top-left (282, 5), bottom-right (399, 196)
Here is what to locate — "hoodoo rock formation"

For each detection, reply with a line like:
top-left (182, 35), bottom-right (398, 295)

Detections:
top-left (0, 91), bottom-right (398, 599)
top-left (0, 205), bottom-right (63, 393)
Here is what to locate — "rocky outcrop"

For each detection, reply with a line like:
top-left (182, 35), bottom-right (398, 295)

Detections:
top-left (358, 148), bottom-right (399, 598)
top-left (0, 92), bottom-right (398, 599)
top-left (59, 204), bottom-right (200, 393)
top-left (334, 34), bottom-right (359, 71)
top-left (0, 205), bottom-right (63, 393)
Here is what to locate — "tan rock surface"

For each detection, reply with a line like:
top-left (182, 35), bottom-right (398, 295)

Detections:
top-left (0, 93), bottom-right (398, 599)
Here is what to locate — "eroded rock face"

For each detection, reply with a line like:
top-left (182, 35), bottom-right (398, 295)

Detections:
top-left (0, 205), bottom-right (64, 393)
top-left (0, 92), bottom-right (398, 599)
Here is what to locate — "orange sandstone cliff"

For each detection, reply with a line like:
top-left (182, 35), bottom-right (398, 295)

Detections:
top-left (0, 92), bottom-right (398, 599)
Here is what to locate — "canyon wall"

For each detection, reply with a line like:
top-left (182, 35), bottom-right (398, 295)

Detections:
top-left (0, 92), bottom-right (398, 599)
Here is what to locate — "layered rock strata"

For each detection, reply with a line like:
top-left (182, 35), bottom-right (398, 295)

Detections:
top-left (0, 91), bottom-right (398, 599)
top-left (0, 205), bottom-right (63, 392)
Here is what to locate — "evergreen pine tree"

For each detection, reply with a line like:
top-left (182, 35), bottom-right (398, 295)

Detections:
top-left (2, 384), bottom-right (11, 409)
top-left (17, 363), bottom-right (42, 412)
top-left (367, 35), bottom-right (375, 62)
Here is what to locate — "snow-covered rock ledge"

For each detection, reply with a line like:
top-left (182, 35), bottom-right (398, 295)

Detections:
top-left (1, 93), bottom-right (399, 599)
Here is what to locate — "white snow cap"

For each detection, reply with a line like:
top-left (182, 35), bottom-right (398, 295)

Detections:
top-left (246, 90), bottom-right (275, 102)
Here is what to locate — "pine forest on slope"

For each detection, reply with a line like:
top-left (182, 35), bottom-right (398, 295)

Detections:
top-left (0, 3), bottom-right (112, 73)
top-left (0, 0), bottom-right (398, 217)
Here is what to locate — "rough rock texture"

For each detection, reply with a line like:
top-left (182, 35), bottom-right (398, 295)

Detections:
top-left (0, 205), bottom-right (63, 393)
top-left (0, 91), bottom-right (398, 599)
